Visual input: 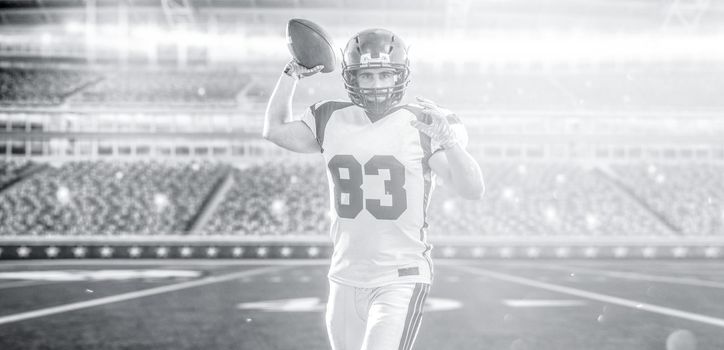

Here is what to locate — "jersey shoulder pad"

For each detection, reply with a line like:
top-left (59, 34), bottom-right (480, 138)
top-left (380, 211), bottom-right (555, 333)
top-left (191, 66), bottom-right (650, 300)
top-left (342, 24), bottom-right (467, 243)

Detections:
top-left (311, 99), bottom-right (354, 116)
top-left (308, 100), bottom-right (354, 149)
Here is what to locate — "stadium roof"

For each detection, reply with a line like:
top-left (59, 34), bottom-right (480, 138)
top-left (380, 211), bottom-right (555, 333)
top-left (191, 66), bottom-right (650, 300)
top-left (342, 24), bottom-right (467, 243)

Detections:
top-left (1, 0), bottom-right (722, 33)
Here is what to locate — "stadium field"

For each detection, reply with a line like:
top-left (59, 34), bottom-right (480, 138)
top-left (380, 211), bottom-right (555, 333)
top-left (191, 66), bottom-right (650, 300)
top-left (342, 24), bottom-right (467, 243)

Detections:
top-left (0, 259), bottom-right (721, 349)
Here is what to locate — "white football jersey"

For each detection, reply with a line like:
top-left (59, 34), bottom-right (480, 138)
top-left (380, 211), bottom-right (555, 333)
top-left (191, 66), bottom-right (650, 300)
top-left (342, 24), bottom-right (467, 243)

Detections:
top-left (301, 100), bottom-right (466, 288)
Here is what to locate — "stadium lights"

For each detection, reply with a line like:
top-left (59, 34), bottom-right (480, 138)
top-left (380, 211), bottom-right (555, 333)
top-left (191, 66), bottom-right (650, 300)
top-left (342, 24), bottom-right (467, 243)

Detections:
top-left (232, 247), bottom-right (244, 257)
top-left (2, 243), bottom-right (724, 259)
top-left (64, 21), bottom-right (84, 33)
top-left (41, 33), bottom-right (52, 45)
top-left (72, 246), bottom-right (87, 258)
top-left (16, 246), bottom-right (31, 258)
top-left (128, 246), bottom-right (143, 258)
top-left (30, 25), bottom-right (724, 64)
top-left (99, 246), bottom-right (114, 258)
top-left (132, 25), bottom-right (163, 41)
top-left (168, 28), bottom-right (201, 46)
top-left (45, 246), bottom-right (60, 258)
top-left (408, 31), bottom-right (724, 64)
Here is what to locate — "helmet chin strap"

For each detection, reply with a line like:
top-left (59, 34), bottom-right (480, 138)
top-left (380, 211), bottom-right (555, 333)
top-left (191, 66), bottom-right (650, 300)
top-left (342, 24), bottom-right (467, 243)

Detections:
top-left (358, 85), bottom-right (398, 115)
top-left (361, 91), bottom-right (394, 116)
top-left (343, 74), bottom-right (408, 117)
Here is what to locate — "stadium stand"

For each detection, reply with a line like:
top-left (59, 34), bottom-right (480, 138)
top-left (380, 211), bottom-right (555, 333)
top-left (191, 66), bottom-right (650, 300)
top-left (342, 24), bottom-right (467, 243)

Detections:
top-left (203, 162), bottom-right (330, 236)
top-left (243, 70), bottom-right (724, 111)
top-left (0, 161), bottom-right (228, 236)
top-left (73, 70), bottom-right (251, 106)
top-left (0, 68), bottom-right (100, 106)
top-left (0, 160), bottom-right (721, 237)
top-left (204, 161), bottom-right (677, 237)
top-left (6, 66), bottom-right (715, 110)
top-left (0, 68), bottom-right (252, 107)
top-left (427, 162), bottom-right (673, 236)
top-left (611, 163), bottom-right (724, 236)
top-left (0, 160), bottom-right (35, 190)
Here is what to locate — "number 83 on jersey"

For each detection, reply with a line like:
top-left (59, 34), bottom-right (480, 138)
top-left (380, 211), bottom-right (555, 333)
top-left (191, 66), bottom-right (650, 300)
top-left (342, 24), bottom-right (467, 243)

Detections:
top-left (327, 154), bottom-right (408, 220)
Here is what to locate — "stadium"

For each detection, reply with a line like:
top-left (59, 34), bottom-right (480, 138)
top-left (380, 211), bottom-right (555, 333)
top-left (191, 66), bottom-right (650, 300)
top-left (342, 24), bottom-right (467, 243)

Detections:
top-left (0, 0), bottom-right (723, 349)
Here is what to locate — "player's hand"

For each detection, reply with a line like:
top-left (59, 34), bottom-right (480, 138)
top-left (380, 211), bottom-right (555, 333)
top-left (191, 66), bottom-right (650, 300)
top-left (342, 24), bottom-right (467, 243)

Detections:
top-left (409, 96), bottom-right (459, 149)
top-left (283, 59), bottom-right (324, 80)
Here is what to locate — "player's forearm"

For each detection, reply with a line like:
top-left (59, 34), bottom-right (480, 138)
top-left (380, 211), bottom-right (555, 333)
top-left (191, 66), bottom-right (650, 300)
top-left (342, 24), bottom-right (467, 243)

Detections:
top-left (262, 74), bottom-right (297, 140)
top-left (443, 144), bottom-right (485, 200)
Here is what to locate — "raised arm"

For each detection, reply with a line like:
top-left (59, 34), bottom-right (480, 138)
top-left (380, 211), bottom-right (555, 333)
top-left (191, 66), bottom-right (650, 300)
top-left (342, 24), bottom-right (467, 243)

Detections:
top-left (428, 144), bottom-right (485, 200)
top-left (262, 60), bottom-right (323, 153)
top-left (410, 97), bottom-right (485, 200)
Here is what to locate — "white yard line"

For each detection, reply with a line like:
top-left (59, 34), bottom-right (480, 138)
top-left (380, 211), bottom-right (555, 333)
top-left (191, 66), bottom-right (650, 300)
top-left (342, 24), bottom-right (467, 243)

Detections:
top-left (550, 261), bottom-right (724, 273)
top-left (513, 262), bottom-right (724, 290)
top-left (0, 265), bottom-right (288, 326)
top-left (450, 264), bottom-right (724, 328)
top-left (502, 299), bottom-right (587, 308)
top-left (0, 280), bottom-right (54, 290)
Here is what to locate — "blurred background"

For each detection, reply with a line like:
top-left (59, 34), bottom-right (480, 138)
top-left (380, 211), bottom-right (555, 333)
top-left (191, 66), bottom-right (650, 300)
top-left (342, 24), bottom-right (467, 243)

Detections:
top-left (1, 0), bottom-right (722, 245)
top-left (0, 1), bottom-right (723, 349)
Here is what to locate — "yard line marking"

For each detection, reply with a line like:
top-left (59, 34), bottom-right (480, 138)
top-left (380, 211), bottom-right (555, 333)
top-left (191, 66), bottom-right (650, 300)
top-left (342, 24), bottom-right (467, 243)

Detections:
top-left (0, 265), bottom-right (287, 326)
top-left (561, 261), bottom-right (724, 272)
top-left (0, 280), bottom-right (53, 290)
top-left (450, 265), bottom-right (724, 328)
top-left (515, 263), bottom-right (724, 290)
top-left (503, 299), bottom-right (587, 308)
top-left (556, 263), bottom-right (724, 278)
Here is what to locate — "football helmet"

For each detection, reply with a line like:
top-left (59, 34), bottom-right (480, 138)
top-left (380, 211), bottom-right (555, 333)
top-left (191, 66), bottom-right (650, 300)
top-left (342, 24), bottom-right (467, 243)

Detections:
top-left (342, 29), bottom-right (410, 116)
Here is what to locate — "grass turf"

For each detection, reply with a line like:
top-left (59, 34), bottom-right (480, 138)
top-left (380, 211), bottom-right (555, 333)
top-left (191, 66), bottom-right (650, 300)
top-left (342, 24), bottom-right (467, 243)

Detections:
top-left (0, 260), bottom-right (722, 349)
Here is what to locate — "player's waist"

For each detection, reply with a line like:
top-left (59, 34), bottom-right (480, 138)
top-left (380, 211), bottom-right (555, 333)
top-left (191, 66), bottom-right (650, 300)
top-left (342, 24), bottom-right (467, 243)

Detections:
top-left (328, 258), bottom-right (433, 288)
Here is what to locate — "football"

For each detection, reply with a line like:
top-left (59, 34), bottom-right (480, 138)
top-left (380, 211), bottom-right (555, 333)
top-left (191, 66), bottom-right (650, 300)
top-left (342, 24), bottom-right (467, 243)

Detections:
top-left (286, 18), bottom-right (337, 74)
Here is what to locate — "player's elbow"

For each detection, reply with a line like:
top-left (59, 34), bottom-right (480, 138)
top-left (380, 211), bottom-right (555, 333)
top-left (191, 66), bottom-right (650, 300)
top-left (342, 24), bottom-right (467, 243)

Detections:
top-left (261, 124), bottom-right (279, 143)
top-left (262, 108), bottom-right (285, 142)
top-left (262, 131), bottom-right (284, 149)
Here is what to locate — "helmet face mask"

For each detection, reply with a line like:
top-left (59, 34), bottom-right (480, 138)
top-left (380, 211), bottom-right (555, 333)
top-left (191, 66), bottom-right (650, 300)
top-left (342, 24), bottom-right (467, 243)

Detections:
top-left (342, 29), bottom-right (410, 116)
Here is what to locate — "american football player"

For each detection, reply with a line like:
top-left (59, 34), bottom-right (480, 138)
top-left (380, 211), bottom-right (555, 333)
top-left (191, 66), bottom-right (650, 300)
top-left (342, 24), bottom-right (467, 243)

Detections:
top-left (263, 28), bottom-right (484, 350)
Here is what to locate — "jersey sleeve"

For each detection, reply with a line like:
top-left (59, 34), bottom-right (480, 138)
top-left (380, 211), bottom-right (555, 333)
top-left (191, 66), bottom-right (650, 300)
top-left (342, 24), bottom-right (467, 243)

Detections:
top-left (431, 115), bottom-right (469, 154)
top-left (300, 103), bottom-right (318, 140)
top-left (298, 100), bottom-right (354, 153)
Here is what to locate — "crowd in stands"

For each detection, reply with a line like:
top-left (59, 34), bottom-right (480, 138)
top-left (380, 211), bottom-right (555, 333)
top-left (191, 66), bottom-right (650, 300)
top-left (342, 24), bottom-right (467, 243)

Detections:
top-left (1, 67), bottom-right (720, 110)
top-left (204, 162), bottom-right (329, 236)
top-left (412, 70), bottom-right (724, 110)
top-left (0, 161), bottom-right (227, 236)
top-left (74, 70), bottom-right (251, 106)
top-left (427, 163), bottom-right (671, 236)
top-left (0, 160), bottom-right (34, 189)
top-left (202, 162), bottom-right (680, 237)
top-left (0, 68), bottom-right (251, 107)
top-left (0, 68), bottom-right (99, 106)
top-left (611, 163), bottom-right (724, 236)
top-left (0, 160), bottom-right (722, 237)
top-left (244, 70), bottom-right (724, 111)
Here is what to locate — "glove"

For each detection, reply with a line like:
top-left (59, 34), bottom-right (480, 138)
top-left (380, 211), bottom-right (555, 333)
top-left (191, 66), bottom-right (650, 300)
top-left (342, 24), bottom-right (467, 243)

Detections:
top-left (283, 59), bottom-right (324, 80)
top-left (409, 96), bottom-right (459, 150)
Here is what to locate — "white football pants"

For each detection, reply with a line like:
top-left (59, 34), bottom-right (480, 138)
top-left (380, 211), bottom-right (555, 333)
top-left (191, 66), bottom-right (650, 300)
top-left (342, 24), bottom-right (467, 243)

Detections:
top-left (325, 281), bottom-right (430, 350)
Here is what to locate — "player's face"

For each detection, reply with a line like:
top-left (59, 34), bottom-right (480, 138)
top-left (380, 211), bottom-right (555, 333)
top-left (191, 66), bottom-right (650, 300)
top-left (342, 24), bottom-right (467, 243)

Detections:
top-left (357, 68), bottom-right (396, 90)
top-left (357, 68), bottom-right (396, 103)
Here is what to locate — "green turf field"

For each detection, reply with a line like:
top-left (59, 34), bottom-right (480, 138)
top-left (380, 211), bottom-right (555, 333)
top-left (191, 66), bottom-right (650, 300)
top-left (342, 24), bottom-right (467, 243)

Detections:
top-left (0, 259), bottom-right (720, 349)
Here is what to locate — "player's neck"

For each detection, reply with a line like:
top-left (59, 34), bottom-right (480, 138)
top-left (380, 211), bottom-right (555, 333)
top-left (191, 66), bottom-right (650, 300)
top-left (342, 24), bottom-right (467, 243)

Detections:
top-left (364, 104), bottom-right (404, 123)
top-left (365, 111), bottom-right (387, 123)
